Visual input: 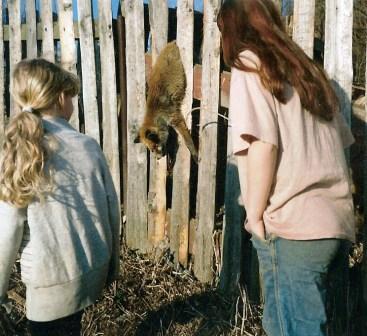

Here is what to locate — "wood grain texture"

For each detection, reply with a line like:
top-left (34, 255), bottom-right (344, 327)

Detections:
top-left (292, 0), bottom-right (315, 57)
top-left (193, 0), bottom-right (221, 283)
top-left (8, 0), bottom-right (22, 115)
top-left (26, 0), bottom-right (37, 59)
top-left (77, 0), bottom-right (99, 143)
top-left (219, 137), bottom-right (245, 294)
top-left (170, 0), bottom-right (194, 267)
top-left (125, 0), bottom-right (148, 251)
top-left (0, 0), bottom-right (4, 146)
top-left (147, 0), bottom-right (168, 247)
top-left (363, 26), bottom-right (367, 331)
top-left (58, 0), bottom-right (79, 130)
top-left (98, 0), bottom-right (121, 204)
top-left (41, 0), bottom-right (54, 61)
top-left (324, 0), bottom-right (353, 126)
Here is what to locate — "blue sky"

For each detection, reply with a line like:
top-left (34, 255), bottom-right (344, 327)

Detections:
top-left (8, 0), bottom-right (203, 21)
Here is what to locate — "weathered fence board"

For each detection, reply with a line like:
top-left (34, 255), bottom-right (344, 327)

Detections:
top-left (363, 33), bottom-right (367, 331)
top-left (170, 0), bottom-right (194, 267)
top-left (193, 0), bottom-right (221, 283)
top-left (324, 0), bottom-right (353, 127)
top-left (125, 0), bottom-right (149, 252)
top-left (0, 0), bottom-right (4, 146)
top-left (219, 138), bottom-right (245, 294)
top-left (117, 14), bottom-right (128, 208)
top-left (147, 0), bottom-right (168, 247)
top-left (8, 0), bottom-right (22, 115)
top-left (98, 0), bottom-right (120, 202)
top-left (292, 0), bottom-right (315, 57)
top-left (77, 0), bottom-right (99, 143)
top-left (58, 0), bottom-right (79, 130)
top-left (41, 0), bottom-right (55, 62)
top-left (26, 0), bottom-right (37, 59)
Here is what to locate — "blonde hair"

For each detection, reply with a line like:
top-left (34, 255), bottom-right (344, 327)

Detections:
top-left (0, 58), bottom-right (80, 208)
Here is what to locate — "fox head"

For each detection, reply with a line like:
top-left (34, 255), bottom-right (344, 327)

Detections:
top-left (134, 116), bottom-right (170, 159)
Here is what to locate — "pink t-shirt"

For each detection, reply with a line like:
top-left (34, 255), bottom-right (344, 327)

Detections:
top-left (230, 50), bottom-right (355, 242)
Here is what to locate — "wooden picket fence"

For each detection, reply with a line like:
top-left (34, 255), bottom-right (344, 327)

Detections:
top-left (125, 3), bottom-right (367, 333)
top-left (0, 2), bottom-right (366, 328)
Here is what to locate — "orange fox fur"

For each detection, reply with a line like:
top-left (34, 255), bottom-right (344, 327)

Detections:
top-left (134, 41), bottom-right (198, 163)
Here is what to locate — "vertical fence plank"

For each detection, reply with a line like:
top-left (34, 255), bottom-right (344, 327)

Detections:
top-left (219, 137), bottom-right (245, 294)
top-left (77, 0), bottom-right (99, 143)
top-left (58, 0), bottom-right (79, 130)
top-left (117, 13), bottom-right (128, 209)
top-left (170, 0), bottom-right (194, 266)
top-left (0, 0), bottom-right (4, 146)
top-left (363, 29), bottom-right (367, 332)
top-left (292, 0), bottom-right (315, 57)
top-left (125, 0), bottom-right (148, 251)
top-left (41, 0), bottom-right (55, 62)
top-left (26, 0), bottom-right (37, 59)
top-left (324, 0), bottom-right (353, 126)
top-left (193, 0), bottom-right (221, 282)
top-left (8, 0), bottom-right (22, 115)
top-left (147, 0), bottom-right (168, 247)
top-left (98, 0), bottom-right (120, 202)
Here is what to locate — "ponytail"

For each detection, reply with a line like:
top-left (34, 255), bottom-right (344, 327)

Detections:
top-left (0, 111), bottom-right (51, 207)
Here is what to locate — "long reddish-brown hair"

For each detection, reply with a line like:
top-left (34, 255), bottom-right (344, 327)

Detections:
top-left (217, 0), bottom-right (338, 121)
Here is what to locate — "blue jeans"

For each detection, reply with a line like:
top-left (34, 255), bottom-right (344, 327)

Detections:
top-left (251, 235), bottom-right (350, 336)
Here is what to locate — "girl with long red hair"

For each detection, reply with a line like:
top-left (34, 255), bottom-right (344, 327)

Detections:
top-left (218, 0), bottom-right (354, 335)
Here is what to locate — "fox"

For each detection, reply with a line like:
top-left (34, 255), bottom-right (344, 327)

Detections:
top-left (134, 41), bottom-right (198, 163)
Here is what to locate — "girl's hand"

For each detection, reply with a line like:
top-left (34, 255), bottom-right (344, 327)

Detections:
top-left (247, 219), bottom-right (266, 240)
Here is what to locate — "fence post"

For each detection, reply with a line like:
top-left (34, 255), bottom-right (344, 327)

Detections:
top-left (8, 0), bottom-right (21, 115)
top-left (41, 0), bottom-right (55, 62)
top-left (293, 0), bottom-right (315, 57)
top-left (77, 0), bottom-right (100, 143)
top-left (26, 0), bottom-right (37, 59)
top-left (98, 0), bottom-right (120, 204)
top-left (58, 0), bottom-right (79, 130)
top-left (170, 0), bottom-right (194, 267)
top-left (147, 0), bottom-right (168, 247)
top-left (125, 0), bottom-right (149, 252)
top-left (193, 0), bottom-right (221, 283)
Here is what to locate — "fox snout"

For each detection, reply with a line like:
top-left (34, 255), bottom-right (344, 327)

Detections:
top-left (134, 127), bottom-right (168, 159)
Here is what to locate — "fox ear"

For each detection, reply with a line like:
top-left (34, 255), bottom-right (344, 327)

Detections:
top-left (145, 130), bottom-right (160, 144)
top-left (134, 134), bottom-right (141, 143)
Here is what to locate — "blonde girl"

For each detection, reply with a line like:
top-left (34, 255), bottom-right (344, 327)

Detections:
top-left (0, 59), bottom-right (120, 336)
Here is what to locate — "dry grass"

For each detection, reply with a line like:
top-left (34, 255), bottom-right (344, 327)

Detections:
top-left (2, 245), bottom-right (264, 336)
top-left (1, 240), bottom-right (365, 336)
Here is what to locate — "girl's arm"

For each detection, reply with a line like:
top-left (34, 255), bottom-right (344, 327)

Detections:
top-left (0, 203), bottom-right (26, 306)
top-left (246, 138), bottom-right (277, 239)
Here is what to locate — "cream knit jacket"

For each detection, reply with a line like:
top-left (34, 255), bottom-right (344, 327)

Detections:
top-left (0, 117), bottom-right (120, 321)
